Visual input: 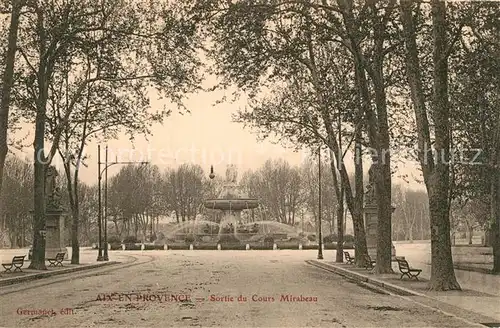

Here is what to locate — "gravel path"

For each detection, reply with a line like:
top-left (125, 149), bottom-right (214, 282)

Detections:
top-left (0, 250), bottom-right (474, 327)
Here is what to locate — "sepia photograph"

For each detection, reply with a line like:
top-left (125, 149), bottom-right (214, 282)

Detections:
top-left (0, 0), bottom-right (499, 327)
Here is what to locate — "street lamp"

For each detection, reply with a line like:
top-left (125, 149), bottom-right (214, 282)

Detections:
top-left (209, 165), bottom-right (215, 180)
top-left (97, 145), bottom-right (103, 261)
top-left (318, 145), bottom-right (323, 260)
top-left (97, 145), bottom-right (148, 261)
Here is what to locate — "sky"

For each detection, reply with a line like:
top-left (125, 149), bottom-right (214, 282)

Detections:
top-left (10, 75), bottom-right (424, 190)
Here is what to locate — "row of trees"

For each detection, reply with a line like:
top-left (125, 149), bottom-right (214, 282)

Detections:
top-left (0, 1), bottom-right (498, 291)
top-left (0, 155), bottom-right (99, 247)
top-left (0, 0), bottom-right (203, 267)
top-left (190, 0), bottom-right (500, 290)
top-left (3, 151), bottom-right (490, 248)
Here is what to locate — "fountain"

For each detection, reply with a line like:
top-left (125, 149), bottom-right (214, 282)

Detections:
top-left (162, 165), bottom-right (304, 249)
top-left (204, 164), bottom-right (259, 222)
top-left (202, 165), bottom-right (259, 246)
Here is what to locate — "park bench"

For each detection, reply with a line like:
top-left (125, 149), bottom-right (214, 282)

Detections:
top-left (47, 252), bottom-right (66, 267)
top-left (364, 254), bottom-right (376, 270)
top-left (344, 251), bottom-right (355, 264)
top-left (2, 255), bottom-right (26, 272)
top-left (396, 258), bottom-right (422, 280)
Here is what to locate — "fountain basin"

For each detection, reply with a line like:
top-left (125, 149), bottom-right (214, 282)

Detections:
top-left (204, 198), bottom-right (259, 210)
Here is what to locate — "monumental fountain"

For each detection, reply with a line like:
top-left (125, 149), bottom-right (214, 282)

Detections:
top-left (163, 165), bottom-right (303, 249)
top-left (204, 164), bottom-right (259, 235)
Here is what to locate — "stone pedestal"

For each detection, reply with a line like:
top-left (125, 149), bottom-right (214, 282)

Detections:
top-left (45, 210), bottom-right (67, 259)
top-left (364, 204), bottom-right (378, 258)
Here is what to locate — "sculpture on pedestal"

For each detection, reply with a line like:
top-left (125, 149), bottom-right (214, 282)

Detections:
top-left (363, 161), bottom-right (397, 259)
top-left (45, 166), bottom-right (62, 211)
top-left (365, 163), bottom-right (376, 205)
top-left (43, 165), bottom-right (66, 259)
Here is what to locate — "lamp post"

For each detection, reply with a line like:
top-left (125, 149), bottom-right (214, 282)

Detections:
top-left (97, 145), bottom-right (103, 261)
top-left (318, 145), bottom-right (323, 260)
top-left (103, 145), bottom-right (109, 261)
top-left (97, 145), bottom-right (148, 261)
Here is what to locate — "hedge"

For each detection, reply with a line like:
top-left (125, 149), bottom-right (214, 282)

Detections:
top-left (143, 244), bottom-right (165, 250)
top-left (123, 243), bottom-right (142, 250)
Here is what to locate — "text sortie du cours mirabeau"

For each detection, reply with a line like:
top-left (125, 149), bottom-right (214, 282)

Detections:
top-left (95, 293), bottom-right (318, 303)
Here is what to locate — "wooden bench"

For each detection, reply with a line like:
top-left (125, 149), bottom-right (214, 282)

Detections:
top-left (396, 258), bottom-right (422, 280)
top-left (344, 251), bottom-right (355, 264)
top-left (47, 252), bottom-right (66, 267)
top-left (364, 254), bottom-right (376, 270)
top-left (2, 255), bottom-right (26, 272)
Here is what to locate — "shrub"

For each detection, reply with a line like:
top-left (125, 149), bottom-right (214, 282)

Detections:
top-left (220, 244), bottom-right (246, 250)
top-left (218, 234), bottom-right (240, 244)
top-left (143, 244), bottom-right (165, 250)
top-left (263, 235), bottom-right (274, 245)
top-left (323, 234), bottom-right (338, 243)
top-left (109, 243), bottom-right (123, 250)
top-left (307, 234), bottom-right (316, 241)
top-left (194, 244), bottom-right (218, 250)
top-left (123, 243), bottom-right (142, 250)
top-left (107, 235), bottom-right (121, 244)
top-left (343, 241), bottom-right (355, 249)
top-left (167, 244), bottom-right (190, 250)
top-left (185, 234), bottom-right (195, 244)
top-left (123, 235), bottom-right (139, 244)
top-left (344, 234), bottom-right (355, 242)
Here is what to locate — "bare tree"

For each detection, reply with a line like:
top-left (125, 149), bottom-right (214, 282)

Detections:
top-left (0, 0), bottom-right (25, 206)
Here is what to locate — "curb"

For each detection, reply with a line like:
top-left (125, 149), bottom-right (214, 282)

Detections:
top-left (425, 262), bottom-right (494, 275)
top-left (306, 260), bottom-right (489, 328)
top-left (306, 260), bottom-right (425, 297)
top-left (453, 264), bottom-right (493, 274)
top-left (0, 261), bottom-right (119, 287)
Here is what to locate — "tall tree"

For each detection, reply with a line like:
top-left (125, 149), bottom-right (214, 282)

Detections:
top-left (0, 0), bottom-right (25, 211)
top-left (335, 0), bottom-right (398, 273)
top-left (10, 0), bottom-right (202, 269)
top-left (399, 0), bottom-right (464, 289)
top-left (492, 103), bottom-right (500, 272)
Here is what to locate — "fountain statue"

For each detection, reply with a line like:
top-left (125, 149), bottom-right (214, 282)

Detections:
top-left (226, 164), bottom-right (238, 184)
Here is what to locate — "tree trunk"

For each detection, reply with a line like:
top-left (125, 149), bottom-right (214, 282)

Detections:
top-left (467, 223), bottom-right (473, 245)
top-left (71, 206), bottom-right (79, 264)
top-left (372, 12), bottom-right (393, 274)
top-left (351, 46), bottom-right (370, 268)
top-left (400, 0), bottom-right (460, 290)
top-left (29, 138), bottom-right (47, 270)
top-left (492, 176), bottom-right (500, 272)
top-left (0, 0), bottom-right (25, 207)
top-left (492, 90), bottom-right (500, 273)
top-left (335, 0), bottom-right (394, 273)
top-left (114, 219), bottom-right (120, 236)
top-left (63, 157), bottom-right (80, 264)
top-left (324, 145), bottom-right (343, 263)
top-left (336, 188), bottom-right (344, 263)
top-left (427, 0), bottom-right (461, 290)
